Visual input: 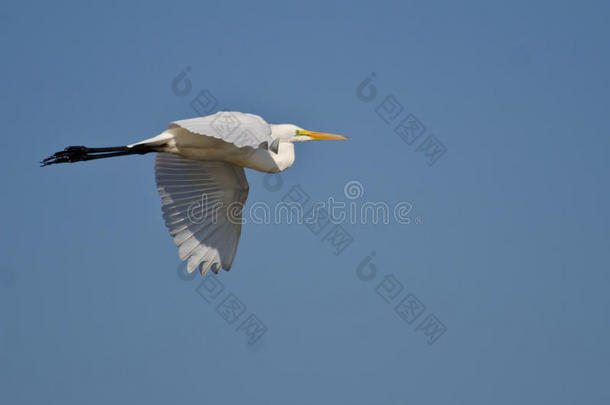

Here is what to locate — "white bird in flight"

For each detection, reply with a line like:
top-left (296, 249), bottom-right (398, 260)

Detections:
top-left (42, 111), bottom-right (347, 275)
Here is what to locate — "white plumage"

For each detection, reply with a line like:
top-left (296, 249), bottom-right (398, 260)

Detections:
top-left (42, 111), bottom-right (347, 275)
top-left (170, 111), bottom-right (273, 149)
top-left (155, 152), bottom-right (248, 274)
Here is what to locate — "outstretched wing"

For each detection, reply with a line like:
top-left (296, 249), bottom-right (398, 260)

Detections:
top-left (169, 111), bottom-right (273, 150)
top-left (154, 152), bottom-right (249, 275)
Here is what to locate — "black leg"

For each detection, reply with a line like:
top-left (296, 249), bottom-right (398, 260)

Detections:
top-left (41, 144), bottom-right (153, 166)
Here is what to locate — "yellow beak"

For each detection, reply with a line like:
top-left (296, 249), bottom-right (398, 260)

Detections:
top-left (297, 129), bottom-right (348, 140)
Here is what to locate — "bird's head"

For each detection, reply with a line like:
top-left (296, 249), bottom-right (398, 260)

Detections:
top-left (271, 124), bottom-right (348, 143)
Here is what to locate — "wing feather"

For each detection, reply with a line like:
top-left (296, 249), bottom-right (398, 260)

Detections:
top-left (155, 153), bottom-right (249, 274)
top-left (169, 111), bottom-right (273, 150)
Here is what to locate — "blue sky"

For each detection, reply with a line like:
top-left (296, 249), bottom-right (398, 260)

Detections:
top-left (1, 0), bottom-right (609, 404)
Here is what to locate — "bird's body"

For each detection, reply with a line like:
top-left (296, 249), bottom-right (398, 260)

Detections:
top-left (42, 111), bottom-right (346, 275)
top-left (135, 125), bottom-right (296, 173)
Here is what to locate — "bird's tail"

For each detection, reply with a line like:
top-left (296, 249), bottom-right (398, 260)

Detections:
top-left (40, 144), bottom-right (155, 167)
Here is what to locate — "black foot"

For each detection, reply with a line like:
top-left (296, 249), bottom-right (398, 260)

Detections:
top-left (41, 144), bottom-right (154, 167)
top-left (41, 146), bottom-right (92, 166)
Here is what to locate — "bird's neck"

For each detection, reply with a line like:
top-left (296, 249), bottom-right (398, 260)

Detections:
top-left (274, 142), bottom-right (295, 171)
top-left (244, 142), bottom-right (295, 173)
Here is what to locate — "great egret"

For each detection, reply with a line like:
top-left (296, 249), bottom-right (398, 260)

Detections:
top-left (42, 111), bottom-right (347, 275)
